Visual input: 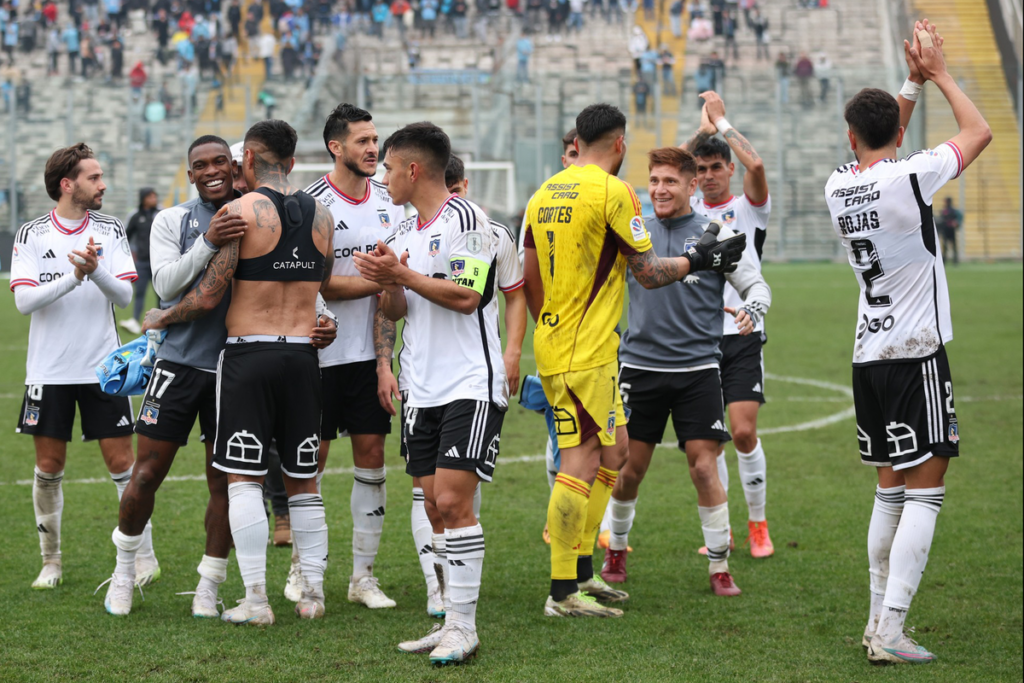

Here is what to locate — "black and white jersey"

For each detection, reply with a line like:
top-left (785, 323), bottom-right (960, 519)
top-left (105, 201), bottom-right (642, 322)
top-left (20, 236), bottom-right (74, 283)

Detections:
top-left (824, 142), bottom-right (963, 365)
top-left (690, 194), bottom-right (770, 336)
top-left (10, 211), bottom-right (137, 385)
top-left (304, 175), bottom-right (406, 367)
top-left (390, 195), bottom-right (507, 409)
top-left (490, 219), bottom-right (525, 294)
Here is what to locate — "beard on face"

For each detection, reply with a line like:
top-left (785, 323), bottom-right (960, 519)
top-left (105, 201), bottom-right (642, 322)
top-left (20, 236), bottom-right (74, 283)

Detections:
top-left (343, 153), bottom-right (375, 179)
top-left (73, 183), bottom-right (103, 210)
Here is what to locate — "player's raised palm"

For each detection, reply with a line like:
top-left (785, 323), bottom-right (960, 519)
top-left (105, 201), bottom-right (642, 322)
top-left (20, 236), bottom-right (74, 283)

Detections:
top-left (908, 20), bottom-right (947, 83)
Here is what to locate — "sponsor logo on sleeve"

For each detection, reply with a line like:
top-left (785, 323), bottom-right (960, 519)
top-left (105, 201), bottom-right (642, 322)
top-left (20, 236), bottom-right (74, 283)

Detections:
top-left (467, 233), bottom-right (482, 254)
top-left (629, 216), bottom-right (647, 242)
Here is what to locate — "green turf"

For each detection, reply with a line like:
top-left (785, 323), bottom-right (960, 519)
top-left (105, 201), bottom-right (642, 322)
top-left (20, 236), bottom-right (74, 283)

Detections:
top-left (0, 263), bottom-right (1020, 682)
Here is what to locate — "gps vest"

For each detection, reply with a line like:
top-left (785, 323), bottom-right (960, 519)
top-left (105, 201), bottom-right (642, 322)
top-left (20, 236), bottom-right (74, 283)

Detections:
top-left (234, 187), bottom-right (325, 282)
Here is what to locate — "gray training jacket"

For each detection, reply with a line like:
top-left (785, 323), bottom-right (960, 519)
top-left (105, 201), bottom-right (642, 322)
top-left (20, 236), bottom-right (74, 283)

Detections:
top-left (619, 212), bottom-right (772, 371)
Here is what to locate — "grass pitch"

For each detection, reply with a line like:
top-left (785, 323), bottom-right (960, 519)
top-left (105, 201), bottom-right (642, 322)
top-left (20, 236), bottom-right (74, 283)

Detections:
top-left (0, 263), bottom-right (1021, 682)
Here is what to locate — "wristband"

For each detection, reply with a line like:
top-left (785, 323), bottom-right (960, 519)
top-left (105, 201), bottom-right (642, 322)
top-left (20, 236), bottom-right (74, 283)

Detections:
top-left (715, 117), bottom-right (733, 134)
top-left (899, 79), bottom-right (923, 102)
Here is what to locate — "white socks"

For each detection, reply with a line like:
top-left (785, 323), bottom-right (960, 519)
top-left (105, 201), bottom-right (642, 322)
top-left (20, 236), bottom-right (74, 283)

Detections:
top-left (432, 533), bottom-right (450, 611)
top-left (545, 437), bottom-right (558, 490)
top-left (472, 482), bottom-right (482, 520)
top-left (228, 482), bottom-right (268, 592)
top-left (736, 439), bottom-right (767, 522)
top-left (33, 467), bottom-right (63, 562)
top-left (112, 526), bottom-right (143, 580)
top-left (111, 465), bottom-right (156, 561)
top-left (445, 524), bottom-right (484, 631)
top-left (877, 486), bottom-right (944, 642)
top-left (698, 502), bottom-right (731, 574)
top-left (290, 492), bottom-right (329, 593)
top-left (197, 554), bottom-right (229, 594)
top-left (867, 485), bottom-right (905, 633)
top-left (608, 496), bottom-right (637, 551)
top-left (716, 452), bottom-right (729, 493)
top-left (411, 488), bottom-right (439, 592)
top-left (351, 467), bottom-right (386, 579)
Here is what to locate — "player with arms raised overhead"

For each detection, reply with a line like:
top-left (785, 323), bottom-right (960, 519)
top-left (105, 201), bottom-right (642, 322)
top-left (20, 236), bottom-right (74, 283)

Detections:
top-left (10, 143), bottom-right (146, 592)
top-left (824, 21), bottom-right (990, 665)
top-left (354, 122), bottom-right (506, 665)
top-left (144, 120), bottom-right (336, 626)
top-left (522, 103), bottom-right (746, 618)
top-left (302, 103), bottom-right (406, 610)
top-left (681, 91), bottom-right (775, 558)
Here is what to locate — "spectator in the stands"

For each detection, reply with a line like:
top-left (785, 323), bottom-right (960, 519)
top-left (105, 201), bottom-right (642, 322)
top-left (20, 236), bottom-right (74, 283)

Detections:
top-left (669, 0), bottom-right (683, 38)
top-left (371, 0), bottom-right (388, 38)
top-left (814, 50), bottom-right (831, 102)
top-left (794, 51), bottom-right (813, 107)
top-left (937, 197), bottom-right (962, 265)
top-left (516, 32), bottom-right (532, 81)
top-left (633, 78), bottom-right (650, 128)
top-left (751, 7), bottom-right (768, 60)
top-left (659, 45), bottom-right (676, 96)
top-left (46, 24), bottom-right (60, 73)
top-left (121, 187), bottom-right (160, 335)
top-left (258, 29), bottom-right (276, 77)
top-left (775, 50), bottom-right (789, 103)
top-left (722, 10), bottom-right (737, 62)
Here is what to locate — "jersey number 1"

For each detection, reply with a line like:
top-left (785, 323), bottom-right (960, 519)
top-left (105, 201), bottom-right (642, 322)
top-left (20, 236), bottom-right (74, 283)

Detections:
top-left (850, 239), bottom-right (892, 307)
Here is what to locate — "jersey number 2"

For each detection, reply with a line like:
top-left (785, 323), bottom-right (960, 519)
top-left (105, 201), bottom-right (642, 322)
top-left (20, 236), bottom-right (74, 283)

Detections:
top-left (850, 239), bottom-right (892, 307)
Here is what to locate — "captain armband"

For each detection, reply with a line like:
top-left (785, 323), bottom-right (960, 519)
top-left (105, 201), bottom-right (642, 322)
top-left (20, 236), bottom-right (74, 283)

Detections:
top-left (449, 256), bottom-right (491, 295)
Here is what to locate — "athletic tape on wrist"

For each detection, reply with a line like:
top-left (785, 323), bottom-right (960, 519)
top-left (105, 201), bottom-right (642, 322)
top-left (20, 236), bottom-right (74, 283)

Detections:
top-left (899, 79), bottom-right (923, 102)
top-left (715, 117), bottom-right (733, 135)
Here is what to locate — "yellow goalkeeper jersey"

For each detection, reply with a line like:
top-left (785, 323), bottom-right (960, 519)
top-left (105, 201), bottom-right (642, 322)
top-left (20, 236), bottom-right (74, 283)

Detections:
top-left (524, 163), bottom-right (652, 376)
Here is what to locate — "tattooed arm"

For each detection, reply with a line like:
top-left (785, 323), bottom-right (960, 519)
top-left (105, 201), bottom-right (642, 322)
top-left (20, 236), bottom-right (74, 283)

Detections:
top-left (373, 300), bottom-right (400, 415)
top-left (722, 127), bottom-right (768, 204)
top-left (625, 248), bottom-right (692, 289)
top-left (312, 202), bottom-right (336, 291)
top-left (141, 237), bottom-right (239, 331)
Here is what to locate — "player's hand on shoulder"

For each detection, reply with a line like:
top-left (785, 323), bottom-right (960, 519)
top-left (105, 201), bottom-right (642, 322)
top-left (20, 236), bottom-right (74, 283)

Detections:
top-left (207, 203), bottom-right (247, 247)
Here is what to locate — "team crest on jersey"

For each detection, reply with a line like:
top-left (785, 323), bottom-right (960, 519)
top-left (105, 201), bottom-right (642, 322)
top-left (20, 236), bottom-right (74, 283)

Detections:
top-left (720, 209), bottom-right (736, 224)
top-left (629, 216), bottom-right (648, 242)
top-left (948, 418), bottom-right (959, 444)
top-left (450, 259), bottom-right (465, 277)
top-left (140, 402), bottom-right (160, 425)
top-left (377, 209), bottom-right (391, 229)
top-left (467, 233), bottom-right (482, 254)
top-left (429, 236), bottom-right (441, 257)
top-left (23, 406), bottom-right (39, 427)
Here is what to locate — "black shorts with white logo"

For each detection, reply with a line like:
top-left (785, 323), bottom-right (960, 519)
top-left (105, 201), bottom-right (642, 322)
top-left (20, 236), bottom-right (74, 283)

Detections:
top-left (853, 346), bottom-right (960, 471)
top-left (213, 342), bottom-right (322, 479)
top-left (134, 359), bottom-right (218, 444)
top-left (720, 332), bottom-right (766, 405)
top-left (618, 366), bottom-right (731, 450)
top-left (321, 359), bottom-right (393, 439)
top-left (401, 398), bottom-right (504, 481)
top-left (17, 383), bottom-right (134, 442)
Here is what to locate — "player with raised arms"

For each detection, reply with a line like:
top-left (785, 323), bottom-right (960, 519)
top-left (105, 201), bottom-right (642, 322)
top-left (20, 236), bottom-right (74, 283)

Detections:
top-left (600, 147), bottom-right (771, 596)
top-left (824, 20), bottom-right (990, 665)
top-left (301, 103), bottom-right (406, 610)
top-left (11, 143), bottom-right (144, 592)
top-left (680, 91), bottom-right (775, 558)
top-left (143, 120), bottom-right (336, 626)
top-left (354, 122), bottom-right (506, 665)
top-left (522, 103), bottom-right (747, 618)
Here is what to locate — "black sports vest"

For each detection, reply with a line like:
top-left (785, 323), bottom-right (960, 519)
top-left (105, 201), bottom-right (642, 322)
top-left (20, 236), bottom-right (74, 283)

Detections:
top-left (234, 187), bottom-right (325, 282)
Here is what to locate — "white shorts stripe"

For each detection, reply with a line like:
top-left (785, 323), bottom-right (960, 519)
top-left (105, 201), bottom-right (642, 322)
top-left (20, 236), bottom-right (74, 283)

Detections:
top-left (931, 358), bottom-right (943, 442)
top-left (922, 362), bottom-right (935, 442)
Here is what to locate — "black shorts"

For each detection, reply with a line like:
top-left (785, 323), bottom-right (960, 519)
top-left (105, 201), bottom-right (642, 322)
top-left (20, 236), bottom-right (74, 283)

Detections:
top-left (134, 359), bottom-right (218, 444)
top-left (321, 359), bottom-right (392, 439)
top-left (853, 347), bottom-right (960, 471)
top-left (618, 366), bottom-right (731, 450)
top-left (720, 333), bottom-right (766, 405)
top-left (401, 398), bottom-right (504, 481)
top-left (213, 342), bottom-right (322, 479)
top-left (17, 383), bottom-right (134, 442)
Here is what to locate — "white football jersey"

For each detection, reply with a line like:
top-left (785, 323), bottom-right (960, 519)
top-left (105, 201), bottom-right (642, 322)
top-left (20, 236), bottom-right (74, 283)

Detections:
top-left (10, 211), bottom-right (138, 385)
top-left (390, 195), bottom-right (507, 409)
top-left (490, 219), bottom-right (525, 294)
top-left (690, 194), bottom-right (770, 336)
top-left (304, 176), bottom-right (406, 367)
top-left (824, 142), bottom-right (963, 365)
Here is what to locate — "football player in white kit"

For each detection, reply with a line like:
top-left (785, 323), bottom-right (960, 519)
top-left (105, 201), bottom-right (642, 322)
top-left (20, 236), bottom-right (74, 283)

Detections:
top-left (303, 104), bottom-right (406, 609)
top-left (681, 91), bottom-right (774, 558)
top-left (10, 143), bottom-right (155, 590)
top-left (355, 122), bottom-right (507, 665)
top-left (825, 21), bottom-right (991, 665)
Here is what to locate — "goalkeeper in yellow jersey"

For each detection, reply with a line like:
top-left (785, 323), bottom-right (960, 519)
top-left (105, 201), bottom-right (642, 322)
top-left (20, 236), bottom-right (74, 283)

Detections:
top-left (523, 103), bottom-right (747, 617)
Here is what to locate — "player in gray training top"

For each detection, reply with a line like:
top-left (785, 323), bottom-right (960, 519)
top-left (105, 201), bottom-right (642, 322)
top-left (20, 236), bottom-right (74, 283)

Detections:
top-left (600, 146), bottom-right (770, 598)
top-left (824, 21), bottom-right (990, 665)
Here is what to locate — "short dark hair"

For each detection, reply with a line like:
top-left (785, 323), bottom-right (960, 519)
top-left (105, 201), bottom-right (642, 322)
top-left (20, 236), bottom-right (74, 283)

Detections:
top-left (562, 127), bottom-right (578, 151)
top-left (648, 147), bottom-right (697, 176)
top-left (445, 154), bottom-right (465, 188)
top-left (575, 104), bottom-right (626, 145)
top-left (323, 103), bottom-right (373, 161)
top-left (188, 134), bottom-right (230, 162)
top-left (382, 122), bottom-right (451, 177)
top-left (44, 143), bottom-right (94, 201)
top-left (844, 88), bottom-right (900, 151)
top-left (692, 137), bottom-right (731, 164)
top-left (244, 120), bottom-right (298, 162)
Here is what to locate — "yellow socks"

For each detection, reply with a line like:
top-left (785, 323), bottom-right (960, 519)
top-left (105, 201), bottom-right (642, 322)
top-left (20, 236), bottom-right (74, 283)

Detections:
top-left (580, 467), bottom-right (618, 561)
top-left (548, 473), bottom-right (590, 581)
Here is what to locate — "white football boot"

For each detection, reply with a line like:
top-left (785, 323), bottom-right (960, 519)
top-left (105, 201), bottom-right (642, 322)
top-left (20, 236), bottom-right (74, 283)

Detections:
top-left (177, 587), bottom-right (223, 618)
top-left (284, 559), bottom-right (304, 602)
top-left (97, 574), bottom-right (141, 616)
top-left (398, 623), bottom-right (447, 654)
top-left (31, 561), bottom-right (63, 590)
top-left (295, 585), bottom-right (326, 620)
top-left (348, 575), bottom-right (396, 609)
top-left (221, 598), bottom-right (275, 625)
top-left (135, 555), bottom-right (161, 587)
top-left (429, 624), bottom-right (480, 665)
